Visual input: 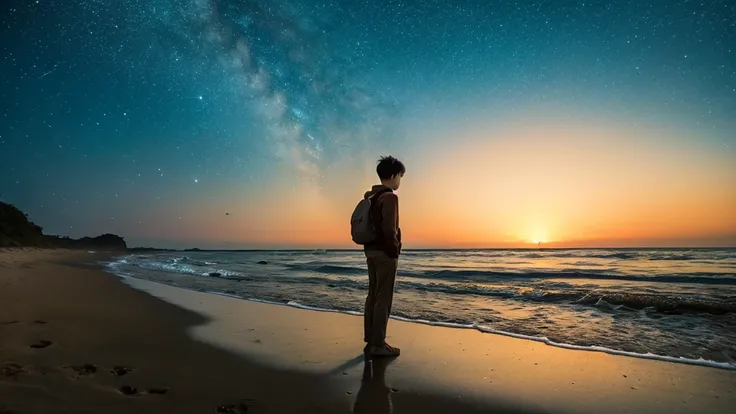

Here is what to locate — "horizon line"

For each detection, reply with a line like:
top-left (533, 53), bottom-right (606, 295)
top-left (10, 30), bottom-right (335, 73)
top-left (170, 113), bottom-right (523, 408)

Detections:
top-left (128, 246), bottom-right (736, 251)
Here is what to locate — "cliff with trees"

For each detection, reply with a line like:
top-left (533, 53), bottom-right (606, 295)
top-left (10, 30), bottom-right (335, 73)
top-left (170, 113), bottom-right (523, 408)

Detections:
top-left (0, 201), bottom-right (127, 250)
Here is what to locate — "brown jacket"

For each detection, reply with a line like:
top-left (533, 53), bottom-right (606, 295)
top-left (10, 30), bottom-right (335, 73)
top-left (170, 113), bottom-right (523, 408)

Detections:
top-left (363, 185), bottom-right (402, 258)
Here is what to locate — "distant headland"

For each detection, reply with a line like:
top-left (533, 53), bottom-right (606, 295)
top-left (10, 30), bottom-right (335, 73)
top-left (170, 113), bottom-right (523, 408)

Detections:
top-left (0, 201), bottom-right (127, 250)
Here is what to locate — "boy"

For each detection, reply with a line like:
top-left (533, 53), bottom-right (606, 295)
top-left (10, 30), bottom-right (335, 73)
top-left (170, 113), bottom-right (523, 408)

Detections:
top-left (362, 155), bottom-right (405, 357)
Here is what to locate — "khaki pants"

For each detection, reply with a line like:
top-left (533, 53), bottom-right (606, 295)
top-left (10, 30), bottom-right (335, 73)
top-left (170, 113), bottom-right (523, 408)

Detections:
top-left (364, 250), bottom-right (398, 346)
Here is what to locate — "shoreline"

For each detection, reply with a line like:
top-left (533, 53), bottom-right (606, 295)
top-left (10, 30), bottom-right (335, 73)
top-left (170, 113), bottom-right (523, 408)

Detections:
top-left (0, 249), bottom-right (339, 413)
top-left (106, 253), bottom-right (736, 371)
top-left (2, 249), bottom-right (735, 414)
top-left (118, 267), bottom-right (736, 414)
top-left (0, 248), bottom-right (531, 414)
top-left (193, 289), bottom-right (736, 371)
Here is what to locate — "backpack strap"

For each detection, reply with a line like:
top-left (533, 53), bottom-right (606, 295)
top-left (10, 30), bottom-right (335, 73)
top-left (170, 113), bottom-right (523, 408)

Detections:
top-left (369, 188), bottom-right (393, 200)
top-left (368, 188), bottom-right (393, 223)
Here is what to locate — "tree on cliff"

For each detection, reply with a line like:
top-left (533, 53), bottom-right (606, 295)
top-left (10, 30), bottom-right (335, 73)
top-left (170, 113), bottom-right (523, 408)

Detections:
top-left (0, 201), bottom-right (127, 249)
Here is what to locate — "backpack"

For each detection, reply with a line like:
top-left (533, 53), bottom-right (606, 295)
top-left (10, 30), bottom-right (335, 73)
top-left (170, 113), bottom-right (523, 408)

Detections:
top-left (350, 188), bottom-right (392, 245)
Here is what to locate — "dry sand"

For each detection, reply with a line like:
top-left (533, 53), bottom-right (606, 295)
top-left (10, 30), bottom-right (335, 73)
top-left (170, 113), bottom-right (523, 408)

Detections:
top-left (1, 249), bottom-right (734, 414)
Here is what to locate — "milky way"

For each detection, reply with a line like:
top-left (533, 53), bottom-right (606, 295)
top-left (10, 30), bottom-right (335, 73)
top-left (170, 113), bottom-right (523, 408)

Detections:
top-left (146, 0), bottom-right (399, 175)
top-left (0, 0), bottom-right (734, 243)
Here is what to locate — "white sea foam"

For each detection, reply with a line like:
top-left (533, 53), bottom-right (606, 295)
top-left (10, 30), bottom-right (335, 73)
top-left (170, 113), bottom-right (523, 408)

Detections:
top-left (203, 290), bottom-right (242, 299)
top-left (286, 300), bottom-right (363, 316)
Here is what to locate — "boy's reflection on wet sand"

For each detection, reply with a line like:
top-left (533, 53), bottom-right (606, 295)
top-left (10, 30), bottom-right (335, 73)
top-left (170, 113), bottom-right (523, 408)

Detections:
top-left (353, 356), bottom-right (395, 414)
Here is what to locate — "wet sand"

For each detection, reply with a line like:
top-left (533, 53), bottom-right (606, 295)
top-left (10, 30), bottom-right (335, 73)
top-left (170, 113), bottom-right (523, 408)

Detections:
top-left (1, 249), bottom-right (734, 414)
top-left (0, 249), bottom-right (523, 413)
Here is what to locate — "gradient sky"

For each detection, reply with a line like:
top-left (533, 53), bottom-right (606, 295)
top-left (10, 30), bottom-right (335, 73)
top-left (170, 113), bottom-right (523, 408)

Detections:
top-left (1, 0), bottom-right (734, 249)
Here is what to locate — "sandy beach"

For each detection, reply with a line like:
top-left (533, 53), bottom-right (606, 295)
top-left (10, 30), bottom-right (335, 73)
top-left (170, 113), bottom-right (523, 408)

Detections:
top-left (1, 249), bottom-right (734, 414)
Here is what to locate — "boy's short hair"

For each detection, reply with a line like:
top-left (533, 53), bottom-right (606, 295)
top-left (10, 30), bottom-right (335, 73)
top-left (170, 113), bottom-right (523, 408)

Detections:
top-left (376, 155), bottom-right (406, 180)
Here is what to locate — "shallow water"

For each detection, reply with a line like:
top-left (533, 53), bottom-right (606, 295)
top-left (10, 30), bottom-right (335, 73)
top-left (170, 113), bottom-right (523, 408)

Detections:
top-left (107, 248), bottom-right (736, 368)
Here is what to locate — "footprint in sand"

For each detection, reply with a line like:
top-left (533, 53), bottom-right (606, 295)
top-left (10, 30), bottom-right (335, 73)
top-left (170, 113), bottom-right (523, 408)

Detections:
top-left (216, 400), bottom-right (253, 413)
top-left (0, 363), bottom-right (25, 379)
top-left (110, 366), bottom-right (133, 376)
top-left (119, 385), bottom-right (139, 396)
top-left (0, 320), bottom-right (45, 326)
top-left (66, 364), bottom-right (97, 376)
top-left (29, 340), bottom-right (53, 349)
top-left (118, 385), bottom-right (169, 397)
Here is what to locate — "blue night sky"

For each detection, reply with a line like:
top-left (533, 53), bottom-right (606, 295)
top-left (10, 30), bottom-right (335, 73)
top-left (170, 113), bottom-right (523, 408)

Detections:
top-left (1, 0), bottom-right (734, 248)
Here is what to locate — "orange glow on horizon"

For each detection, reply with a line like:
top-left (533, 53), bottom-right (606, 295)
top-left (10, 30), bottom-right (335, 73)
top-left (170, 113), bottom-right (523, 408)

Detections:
top-left (138, 117), bottom-right (735, 248)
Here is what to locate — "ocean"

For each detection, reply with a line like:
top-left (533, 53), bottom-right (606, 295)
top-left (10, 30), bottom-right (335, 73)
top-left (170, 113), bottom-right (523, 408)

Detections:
top-left (106, 248), bottom-right (736, 369)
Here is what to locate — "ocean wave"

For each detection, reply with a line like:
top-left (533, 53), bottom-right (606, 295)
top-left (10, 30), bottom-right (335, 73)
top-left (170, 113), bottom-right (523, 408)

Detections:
top-left (109, 259), bottom-right (736, 316)
top-left (115, 254), bottom-right (246, 279)
top-left (290, 257), bottom-right (732, 281)
top-left (287, 263), bottom-right (368, 276)
top-left (238, 274), bottom-right (736, 315)
top-left (647, 254), bottom-right (696, 261)
top-left (108, 255), bottom-right (736, 315)
top-left (406, 249), bottom-right (736, 261)
top-left (515, 251), bottom-right (641, 260)
top-left (578, 292), bottom-right (736, 315)
top-left (396, 281), bottom-right (736, 315)
top-left (412, 269), bottom-right (736, 285)
top-left (286, 261), bottom-right (736, 286)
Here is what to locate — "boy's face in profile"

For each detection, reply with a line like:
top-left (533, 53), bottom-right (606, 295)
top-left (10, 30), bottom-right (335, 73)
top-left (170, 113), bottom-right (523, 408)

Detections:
top-left (386, 173), bottom-right (403, 191)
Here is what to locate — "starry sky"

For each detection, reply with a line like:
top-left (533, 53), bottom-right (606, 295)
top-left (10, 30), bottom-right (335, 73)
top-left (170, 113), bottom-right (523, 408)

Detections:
top-left (1, 0), bottom-right (734, 249)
